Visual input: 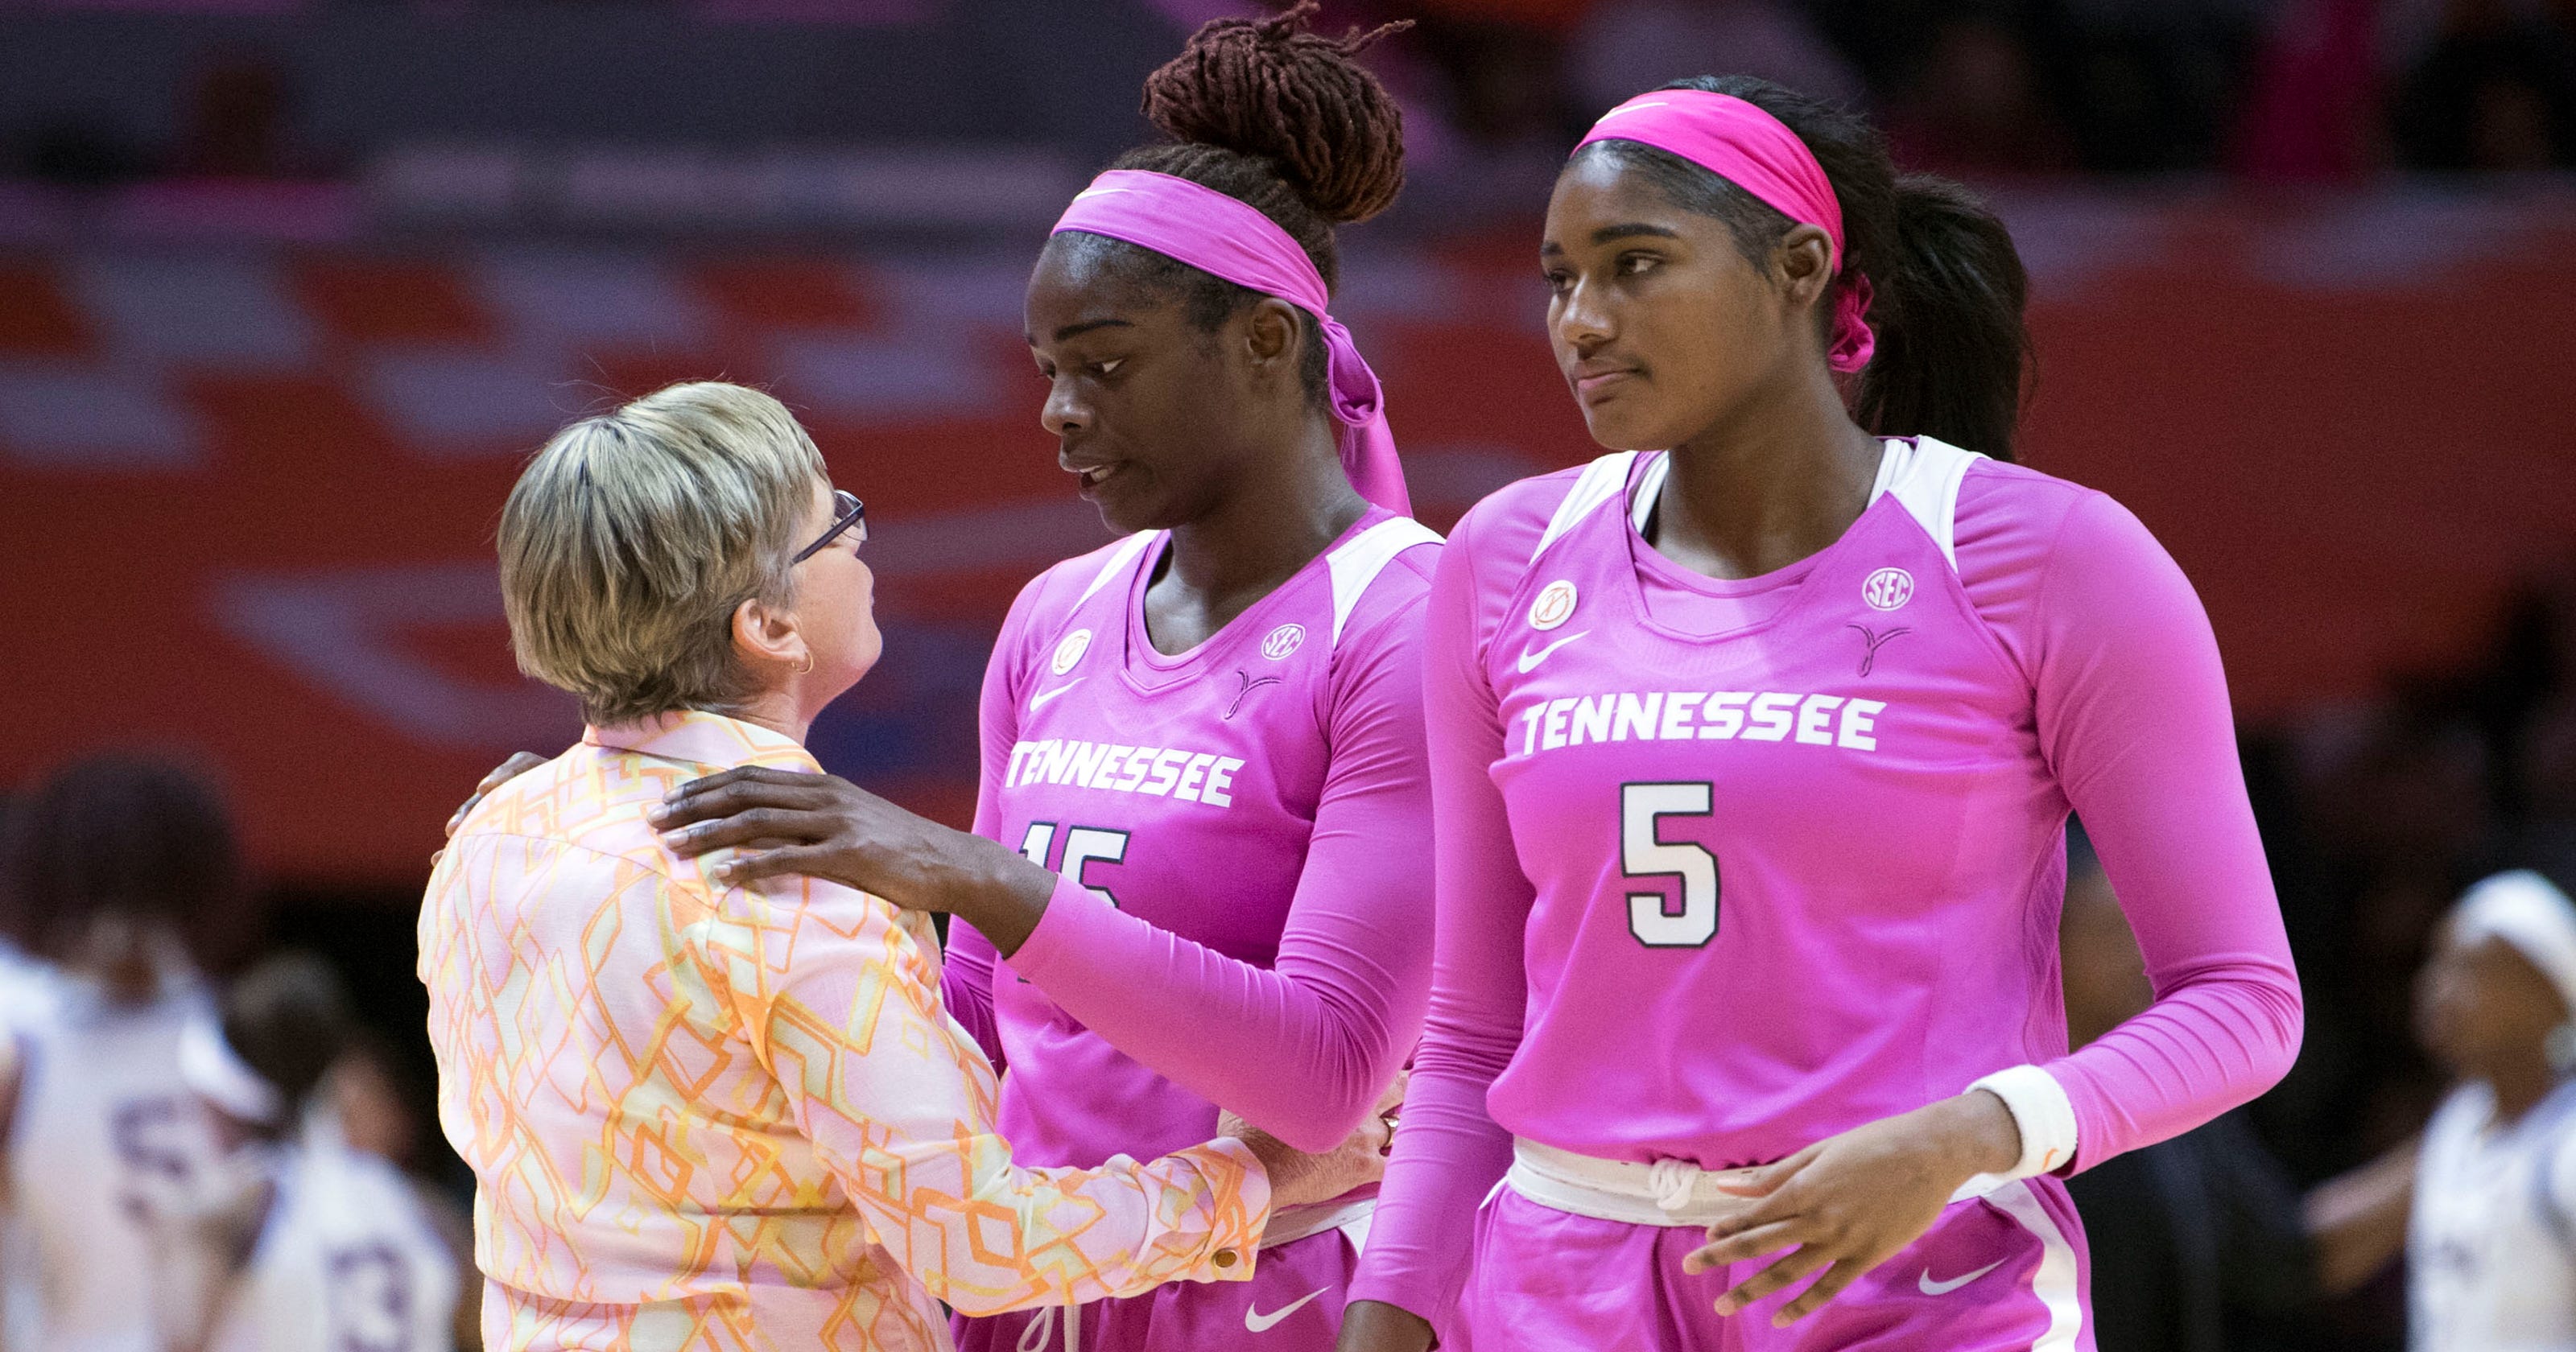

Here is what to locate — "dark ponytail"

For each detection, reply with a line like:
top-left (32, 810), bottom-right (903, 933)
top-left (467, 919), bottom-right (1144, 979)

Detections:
top-left (1866, 178), bottom-right (2029, 463)
top-left (1055, 1), bottom-right (1409, 398)
top-left (1575, 76), bottom-right (2031, 460)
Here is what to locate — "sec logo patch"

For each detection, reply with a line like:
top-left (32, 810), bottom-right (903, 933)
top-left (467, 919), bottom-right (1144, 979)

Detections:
top-left (1529, 579), bottom-right (1579, 631)
top-left (1051, 628), bottom-right (1093, 675)
top-left (1261, 623), bottom-right (1306, 661)
top-left (1862, 567), bottom-right (1914, 612)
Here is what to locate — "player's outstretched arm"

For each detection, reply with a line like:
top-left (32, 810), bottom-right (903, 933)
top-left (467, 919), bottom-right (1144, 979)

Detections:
top-left (654, 618), bottom-right (1432, 1148)
top-left (696, 868), bottom-right (1358, 1314)
top-left (654, 765), bottom-right (1061, 951)
top-left (972, 589), bottom-right (1437, 1151)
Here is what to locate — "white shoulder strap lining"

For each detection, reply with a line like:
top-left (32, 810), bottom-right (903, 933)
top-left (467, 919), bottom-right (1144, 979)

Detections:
top-left (1328, 516), bottom-right (1443, 646)
top-left (1075, 530), bottom-right (1158, 605)
top-left (1532, 451), bottom-right (1637, 564)
top-left (1867, 436), bottom-right (1984, 572)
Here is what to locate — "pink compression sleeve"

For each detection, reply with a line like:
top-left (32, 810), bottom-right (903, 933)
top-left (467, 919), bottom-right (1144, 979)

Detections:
top-left (945, 574), bottom-right (1056, 1067)
top-left (1001, 575), bottom-right (1439, 1154)
top-left (2013, 490), bottom-right (2303, 1169)
top-left (1344, 504), bottom-right (1526, 1325)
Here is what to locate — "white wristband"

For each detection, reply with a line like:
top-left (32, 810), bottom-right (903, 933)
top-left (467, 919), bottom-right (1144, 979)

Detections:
top-left (1959, 1065), bottom-right (2079, 1193)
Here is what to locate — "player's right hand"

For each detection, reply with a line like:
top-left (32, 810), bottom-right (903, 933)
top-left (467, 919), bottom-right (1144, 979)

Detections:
top-left (445, 752), bottom-right (550, 839)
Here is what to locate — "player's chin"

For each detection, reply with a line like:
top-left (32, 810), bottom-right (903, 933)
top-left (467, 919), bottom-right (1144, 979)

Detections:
top-left (1578, 400), bottom-right (1678, 455)
top-left (1084, 476), bottom-right (1175, 535)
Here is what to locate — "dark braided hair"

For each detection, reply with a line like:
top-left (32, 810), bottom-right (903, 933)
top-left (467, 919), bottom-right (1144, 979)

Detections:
top-left (1573, 76), bottom-right (2032, 461)
top-left (1050, 1), bottom-right (1409, 400)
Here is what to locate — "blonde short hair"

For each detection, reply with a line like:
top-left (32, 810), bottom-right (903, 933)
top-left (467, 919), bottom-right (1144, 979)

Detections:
top-left (499, 381), bottom-right (826, 726)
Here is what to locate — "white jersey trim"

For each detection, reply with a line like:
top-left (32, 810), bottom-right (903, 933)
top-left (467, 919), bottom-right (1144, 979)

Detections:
top-left (1533, 451), bottom-right (1638, 563)
top-left (1988, 1179), bottom-right (2085, 1352)
top-left (1868, 435), bottom-right (1985, 573)
top-left (1536, 440), bottom-right (1985, 573)
top-left (1327, 516), bottom-right (1442, 647)
top-left (1076, 531), bottom-right (1157, 605)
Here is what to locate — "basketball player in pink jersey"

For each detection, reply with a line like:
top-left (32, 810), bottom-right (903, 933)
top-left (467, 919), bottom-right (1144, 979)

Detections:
top-left (1327, 78), bottom-right (2304, 1351)
top-left (649, 10), bottom-right (1436, 1350)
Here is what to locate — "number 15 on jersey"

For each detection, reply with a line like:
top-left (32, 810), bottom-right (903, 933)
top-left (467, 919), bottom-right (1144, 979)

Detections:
top-left (1019, 822), bottom-right (1130, 909)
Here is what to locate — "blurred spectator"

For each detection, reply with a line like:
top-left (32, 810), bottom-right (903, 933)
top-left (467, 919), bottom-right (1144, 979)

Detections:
top-left (2060, 824), bottom-right (2316, 1352)
top-left (1882, 12), bottom-right (2078, 176)
top-left (0, 754), bottom-right (238, 1352)
top-left (1569, 0), bottom-right (1866, 117)
top-left (2043, 0), bottom-right (2264, 171)
top-left (175, 52), bottom-right (311, 180)
top-left (182, 952), bottom-right (464, 1352)
top-left (2520, 692), bottom-right (2576, 867)
top-left (19, 118), bottom-right (153, 188)
top-left (2392, 0), bottom-right (2576, 168)
top-left (1402, 6), bottom-right (1579, 146)
top-left (1375, 3), bottom-right (1585, 225)
top-left (2234, 0), bottom-right (2387, 179)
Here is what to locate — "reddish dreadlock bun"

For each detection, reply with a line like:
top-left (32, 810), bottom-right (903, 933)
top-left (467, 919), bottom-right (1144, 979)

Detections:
top-left (1140, 2), bottom-right (1410, 227)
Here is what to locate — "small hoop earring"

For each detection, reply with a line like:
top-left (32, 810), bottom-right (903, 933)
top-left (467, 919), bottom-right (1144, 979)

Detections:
top-left (794, 652), bottom-right (815, 675)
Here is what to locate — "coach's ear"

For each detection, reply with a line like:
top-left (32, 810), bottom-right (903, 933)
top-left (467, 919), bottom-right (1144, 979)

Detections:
top-left (733, 592), bottom-right (811, 684)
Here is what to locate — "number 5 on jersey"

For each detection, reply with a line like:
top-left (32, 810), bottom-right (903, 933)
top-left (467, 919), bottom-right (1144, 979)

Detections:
top-left (1623, 782), bottom-right (1718, 946)
top-left (1020, 822), bottom-right (1130, 909)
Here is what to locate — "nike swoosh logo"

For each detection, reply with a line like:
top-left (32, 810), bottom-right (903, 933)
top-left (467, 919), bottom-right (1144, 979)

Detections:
top-left (1243, 1287), bottom-right (1329, 1333)
top-left (1029, 679), bottom-right (1083, 711)
top-left (1515, 630), bottom-right (1590, 674)
top-left (1918, 1258), bottom-right (2007, 1296)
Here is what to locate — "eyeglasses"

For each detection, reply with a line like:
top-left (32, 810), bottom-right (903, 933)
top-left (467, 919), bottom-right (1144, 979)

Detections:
top-left (792, 489), bottom-right (866, 563)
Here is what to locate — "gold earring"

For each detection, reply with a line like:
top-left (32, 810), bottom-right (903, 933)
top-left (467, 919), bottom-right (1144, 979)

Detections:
top-left (794, 652), bottom-right (815, 675)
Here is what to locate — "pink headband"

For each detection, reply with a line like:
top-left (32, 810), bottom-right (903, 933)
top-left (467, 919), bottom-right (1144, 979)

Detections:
top-left (1051, 169), bottom-right (1410, 516)
top-left (1576, 90), bottom-right (1876, 373)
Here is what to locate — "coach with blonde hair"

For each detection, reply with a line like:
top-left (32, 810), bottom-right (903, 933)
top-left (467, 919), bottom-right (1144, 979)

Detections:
top-left (423, 381), bottom-right (1373, 1352)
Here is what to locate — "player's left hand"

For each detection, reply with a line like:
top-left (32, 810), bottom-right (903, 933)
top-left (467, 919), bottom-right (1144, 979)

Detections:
top-left (1681, 1090), bottom-right (2021, 1325)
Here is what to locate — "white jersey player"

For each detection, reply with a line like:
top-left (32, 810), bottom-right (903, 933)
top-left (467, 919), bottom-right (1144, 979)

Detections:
top-left (2412, 870), bottom-right (2576, 1352)
top-left (2, 967), bottom-right (225, 1352)
top-left (0, 936), bottom-right (58, 1352)
top-left (0, 754), bottom-right (258, 1352)
top-left (184, 954), bottom-right (460, 1352)
top-left (195, 1115), bottom-right (460, 1352)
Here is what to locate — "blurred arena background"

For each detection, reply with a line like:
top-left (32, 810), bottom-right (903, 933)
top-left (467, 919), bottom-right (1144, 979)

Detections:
top-left (2, 1), bottom-right (2573, 1347)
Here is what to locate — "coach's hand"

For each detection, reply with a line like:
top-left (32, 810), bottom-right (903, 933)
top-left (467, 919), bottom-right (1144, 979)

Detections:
top-left (1683, 1090), bottom-right (2022, 1325)
top-left (1220, 1076), bottom-right (1399, 1211)
top-left (650, 765), bottom-right (1057, 954)
top-left (444, 752), bottom-right (551, 839)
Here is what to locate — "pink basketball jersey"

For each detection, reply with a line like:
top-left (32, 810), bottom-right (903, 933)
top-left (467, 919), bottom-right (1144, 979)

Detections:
top-left (1484, 439), bottom-right (2065, 1166)
top-left (1353, 437), bottom-right (2299, 1326)
top-left (980, 509), bottom-right (1441, 1168)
